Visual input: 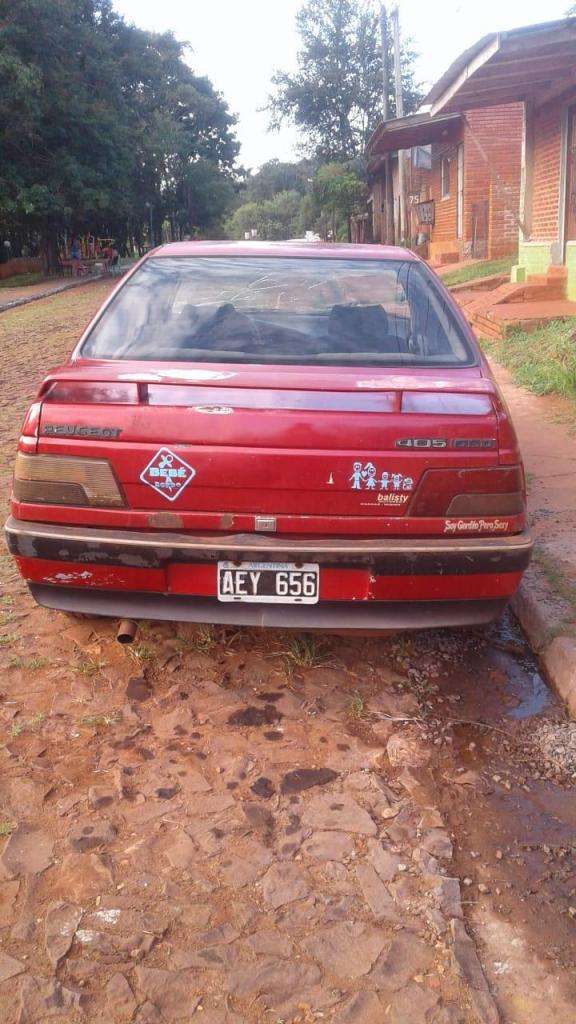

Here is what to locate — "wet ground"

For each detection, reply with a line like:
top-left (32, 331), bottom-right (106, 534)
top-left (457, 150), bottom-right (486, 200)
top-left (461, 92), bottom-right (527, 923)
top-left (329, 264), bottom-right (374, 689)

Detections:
top-left (0, 282), bottom-right (575, 1023)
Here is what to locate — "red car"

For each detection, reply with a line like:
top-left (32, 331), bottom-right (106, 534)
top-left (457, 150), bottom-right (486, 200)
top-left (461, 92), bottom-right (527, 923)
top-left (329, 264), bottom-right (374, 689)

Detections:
top-left (6, 241), bottom-right (532, 630)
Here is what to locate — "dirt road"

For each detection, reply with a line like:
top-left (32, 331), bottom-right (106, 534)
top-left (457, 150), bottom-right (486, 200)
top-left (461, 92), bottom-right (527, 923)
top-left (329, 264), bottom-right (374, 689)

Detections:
top-left (0, 284), bottom-right (574, 1024)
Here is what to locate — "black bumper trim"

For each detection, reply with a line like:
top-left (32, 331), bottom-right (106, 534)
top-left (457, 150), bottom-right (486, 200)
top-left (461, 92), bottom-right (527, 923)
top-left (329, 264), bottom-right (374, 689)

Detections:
top-left (5, 517), bottom-right (532, 578)
top-left (28, 584), bottom-right (508, 630)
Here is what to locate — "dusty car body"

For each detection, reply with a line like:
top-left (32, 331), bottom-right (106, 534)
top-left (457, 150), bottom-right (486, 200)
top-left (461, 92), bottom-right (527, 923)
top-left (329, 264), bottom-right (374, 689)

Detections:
top-left (5, 241), bottom-right (532, 629)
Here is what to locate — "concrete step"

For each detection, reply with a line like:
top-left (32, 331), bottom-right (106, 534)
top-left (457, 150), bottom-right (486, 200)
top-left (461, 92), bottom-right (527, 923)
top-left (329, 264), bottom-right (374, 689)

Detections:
top-left (469, 310), bottom-right (506, 341)
top-left (521, 286), bottom-right (565, 302)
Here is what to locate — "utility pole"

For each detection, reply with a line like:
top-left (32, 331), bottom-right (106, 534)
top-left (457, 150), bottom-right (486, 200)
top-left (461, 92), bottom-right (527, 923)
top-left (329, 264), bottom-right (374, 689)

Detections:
top-left (380, 5), bottom-right (389, 120)
top-left (391, 6), bottom-right (406, 242)
top-left (379, 5), bottom-right (395, 245)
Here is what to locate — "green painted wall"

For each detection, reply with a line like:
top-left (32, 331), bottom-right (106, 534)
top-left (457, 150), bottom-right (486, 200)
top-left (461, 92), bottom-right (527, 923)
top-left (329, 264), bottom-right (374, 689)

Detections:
top-left (516, 241), bottom-right (553, 276)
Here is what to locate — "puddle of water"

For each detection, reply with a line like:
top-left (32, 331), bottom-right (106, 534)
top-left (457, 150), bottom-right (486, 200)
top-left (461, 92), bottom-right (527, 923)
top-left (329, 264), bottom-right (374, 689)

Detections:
top-left (490, 612), bottom-right (552, 720)
top-left (432, 611), bottom-right (576, 991)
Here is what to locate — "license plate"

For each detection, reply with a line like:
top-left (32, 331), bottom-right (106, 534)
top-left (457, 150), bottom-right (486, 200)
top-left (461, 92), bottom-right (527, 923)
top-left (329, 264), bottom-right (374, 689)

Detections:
top-left (217, 561), bottom-right (319, 604)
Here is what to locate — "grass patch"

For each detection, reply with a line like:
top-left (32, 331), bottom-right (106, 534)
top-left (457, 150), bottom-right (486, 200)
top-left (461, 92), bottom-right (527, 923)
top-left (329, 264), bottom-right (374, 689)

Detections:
top-left (480, 319), bottom-right (576, 404)
top-left (347, 691), bottom-right (367, 719)
top-left (0, 272), bottom-right (47, 289)
top-left (126, 641), bottom-right (154, 664)
top-left (8, 655), bottom-right (50, 671)
top-left (441, 256), bottom-right (516, 288)
top-left (283, 634), bottom-right (332, 670)
top-left (75, 654), bottom-right (105, 677)
top-left (10, 711), bottom-right (44, 738)
top-left (81, 711), bottom-right (121, 728)
top-left (0, 821), bottom-right (15, 837)
top-left (174, 625), bottom-right (218, 654)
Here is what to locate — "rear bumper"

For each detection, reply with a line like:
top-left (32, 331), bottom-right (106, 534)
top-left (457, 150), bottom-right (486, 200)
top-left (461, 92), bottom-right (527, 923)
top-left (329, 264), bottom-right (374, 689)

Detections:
top-left (26, 585), bottom-right (509, 630)
top-left (5, 516), bottom-right (533, 630)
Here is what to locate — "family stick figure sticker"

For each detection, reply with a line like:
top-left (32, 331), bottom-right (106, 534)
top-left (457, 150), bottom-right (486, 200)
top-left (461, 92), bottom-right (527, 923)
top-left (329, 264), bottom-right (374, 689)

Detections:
top-left (349, 461), bottom-right (414, 493)
top-left (140, 447), bottom-right (196, 501)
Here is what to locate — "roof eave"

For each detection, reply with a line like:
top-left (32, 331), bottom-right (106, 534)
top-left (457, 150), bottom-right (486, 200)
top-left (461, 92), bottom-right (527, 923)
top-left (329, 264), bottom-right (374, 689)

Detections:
top-left (367, 112), bottom-right (462, 156)
top-left (428, 35), bottom-right (502, 117)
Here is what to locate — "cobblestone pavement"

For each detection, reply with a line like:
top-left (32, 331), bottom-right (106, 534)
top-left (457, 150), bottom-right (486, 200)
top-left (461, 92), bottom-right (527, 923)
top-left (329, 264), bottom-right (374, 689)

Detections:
top-left (0, 285), bottom-right (574, 1024)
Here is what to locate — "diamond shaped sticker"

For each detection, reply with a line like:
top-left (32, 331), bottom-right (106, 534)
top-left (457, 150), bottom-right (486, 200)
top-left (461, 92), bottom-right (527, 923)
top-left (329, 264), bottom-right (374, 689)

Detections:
top-left (140, 447), bottom-right (196, 502)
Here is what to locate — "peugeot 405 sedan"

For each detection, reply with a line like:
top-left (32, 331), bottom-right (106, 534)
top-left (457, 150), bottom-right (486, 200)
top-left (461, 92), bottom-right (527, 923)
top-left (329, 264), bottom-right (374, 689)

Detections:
top-left (5, 241), bottom-right (532, 630)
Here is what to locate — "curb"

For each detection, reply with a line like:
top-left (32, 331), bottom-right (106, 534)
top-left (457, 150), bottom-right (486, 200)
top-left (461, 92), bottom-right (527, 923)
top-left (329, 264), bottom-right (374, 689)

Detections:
top-left (511, 564), bottom-right (576, 717)
top-left (0, 274), bottom-right (108, 315)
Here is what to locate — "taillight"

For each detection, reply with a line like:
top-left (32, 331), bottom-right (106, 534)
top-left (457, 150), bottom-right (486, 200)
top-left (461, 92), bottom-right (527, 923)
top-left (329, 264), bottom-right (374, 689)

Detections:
top-left (18, 402), bottom-right (42, 453)
top-left (409, 467), bottom-right (525, 517)
top-left (13, 453), bottom-right (125, 507)
top-left (42, 381), bottom-right (139, 404)
top-left (402, 392), bottom-right (493, 415)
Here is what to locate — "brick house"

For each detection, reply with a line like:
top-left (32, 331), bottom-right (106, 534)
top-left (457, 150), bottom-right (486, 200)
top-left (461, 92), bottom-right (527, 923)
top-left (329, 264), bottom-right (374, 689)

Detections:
top-left (427, 17), bottom-right (576, 297)
top-left (367, 105), bottom-right (523, 264)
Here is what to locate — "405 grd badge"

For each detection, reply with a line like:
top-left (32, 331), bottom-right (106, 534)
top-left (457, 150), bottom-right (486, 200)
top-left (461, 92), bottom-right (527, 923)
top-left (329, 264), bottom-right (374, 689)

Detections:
top-left (140, 447), bottom-right (196, 502)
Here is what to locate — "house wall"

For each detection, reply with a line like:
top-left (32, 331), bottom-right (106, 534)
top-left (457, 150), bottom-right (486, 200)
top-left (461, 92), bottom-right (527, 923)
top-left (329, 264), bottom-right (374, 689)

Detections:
top-left (369, 104), bottom-right (523, 263)
top-left (514, 87), bottom-right (576, 297)
top-left (529, 98), bottom-right (564, 245)
top-left (428, 135), bottom-right (461, 261)
top-left (427, 105), bottom-right (522, 262)
top-left (463, 104), bottom-right (523, 260)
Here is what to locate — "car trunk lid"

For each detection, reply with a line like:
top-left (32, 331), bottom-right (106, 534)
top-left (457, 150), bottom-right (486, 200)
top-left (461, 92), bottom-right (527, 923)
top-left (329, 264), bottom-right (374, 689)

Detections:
top-left (37, 361), bottom-right (502, 519)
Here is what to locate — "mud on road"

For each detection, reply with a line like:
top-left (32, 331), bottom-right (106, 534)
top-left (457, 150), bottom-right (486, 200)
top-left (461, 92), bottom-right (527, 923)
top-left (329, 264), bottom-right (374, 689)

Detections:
top-left (0, 282), bottom-right (575, 1024)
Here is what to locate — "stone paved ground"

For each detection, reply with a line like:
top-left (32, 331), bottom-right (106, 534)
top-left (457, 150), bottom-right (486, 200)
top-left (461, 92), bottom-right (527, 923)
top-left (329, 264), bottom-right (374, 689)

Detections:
top-left (0, 609), bottom-right (500, 1024)
top-left (0, 283), bottom-right (574, 1024)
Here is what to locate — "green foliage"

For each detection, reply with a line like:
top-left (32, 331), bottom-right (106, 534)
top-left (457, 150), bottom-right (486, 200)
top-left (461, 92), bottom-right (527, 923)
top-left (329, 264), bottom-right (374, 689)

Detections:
top-left (480, 319), bottom-right (576, 403)
top-left (226, 161), bottom-right (365, 242)
top-left (313, 163), bottom-right (366, 239)
top-left (243, 159), bottom-right (317, 201)
top-left (267, 0), bottom-right (422, 160)
top-left (0, 0), bottom-right (240, 265)
top-left (226, 190), bottom-right (304, 241)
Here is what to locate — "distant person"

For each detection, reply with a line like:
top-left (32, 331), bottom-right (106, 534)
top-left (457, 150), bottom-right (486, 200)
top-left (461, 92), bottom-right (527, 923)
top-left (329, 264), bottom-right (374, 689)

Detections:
top-left (70, 238), bottom-right (81, 260)
top-left (103, 243), bottom-right (119, 271)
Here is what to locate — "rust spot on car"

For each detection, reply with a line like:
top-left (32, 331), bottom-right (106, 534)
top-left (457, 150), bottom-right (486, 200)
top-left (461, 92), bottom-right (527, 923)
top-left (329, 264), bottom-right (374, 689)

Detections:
top-left (148, 511), bottom-right (183, 529)
top-left (220, 513), bottom-right (234, 529)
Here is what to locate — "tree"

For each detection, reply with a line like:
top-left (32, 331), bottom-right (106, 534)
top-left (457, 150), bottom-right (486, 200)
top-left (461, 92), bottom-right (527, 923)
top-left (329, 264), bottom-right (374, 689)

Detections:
top-left (0, 0), bottom-right (240, 268)
top-left (242, 158), bottom-right (316, 201)
top-left (267, 0), bottom-right (422, 161)
top-left (313, 163), bottom-right (366, 240)
top-left (226, 190), bottom-right (304, 241)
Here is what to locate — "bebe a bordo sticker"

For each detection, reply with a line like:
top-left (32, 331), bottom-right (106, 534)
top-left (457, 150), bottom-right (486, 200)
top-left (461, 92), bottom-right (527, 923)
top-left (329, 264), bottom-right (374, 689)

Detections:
top-left (140, 447), bottom-right (196, 502)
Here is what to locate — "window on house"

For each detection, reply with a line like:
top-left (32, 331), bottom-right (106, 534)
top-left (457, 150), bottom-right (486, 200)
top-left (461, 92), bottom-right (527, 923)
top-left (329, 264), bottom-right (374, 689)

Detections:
top-left (441, 156), bottom-right (451, 199)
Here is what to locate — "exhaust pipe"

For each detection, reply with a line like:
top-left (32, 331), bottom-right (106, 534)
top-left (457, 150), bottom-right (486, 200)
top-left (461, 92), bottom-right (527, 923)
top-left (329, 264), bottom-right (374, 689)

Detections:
top-left (117, 619), bottom-right (138, 645)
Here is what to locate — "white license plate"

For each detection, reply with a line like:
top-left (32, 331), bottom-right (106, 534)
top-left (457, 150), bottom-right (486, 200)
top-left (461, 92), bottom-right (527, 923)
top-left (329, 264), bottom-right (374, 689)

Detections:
top-left (217, 561), bottom-right (320, 604)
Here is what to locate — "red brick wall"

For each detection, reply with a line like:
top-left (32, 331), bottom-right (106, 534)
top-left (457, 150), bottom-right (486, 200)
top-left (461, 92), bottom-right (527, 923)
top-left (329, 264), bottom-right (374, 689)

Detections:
top-left (463, 104), bottom-right (523, 258)
top-left (530, 97), bottom-right (568, 243)
top-left (0, 257), bottom-right (42, 280)
top-left (430, 136), bottom-right (461, 247)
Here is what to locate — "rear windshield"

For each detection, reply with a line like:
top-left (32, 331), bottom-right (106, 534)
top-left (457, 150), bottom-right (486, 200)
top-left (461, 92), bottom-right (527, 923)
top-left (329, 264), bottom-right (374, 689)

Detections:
top-left (81, 255), bottom-right (476, 367)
